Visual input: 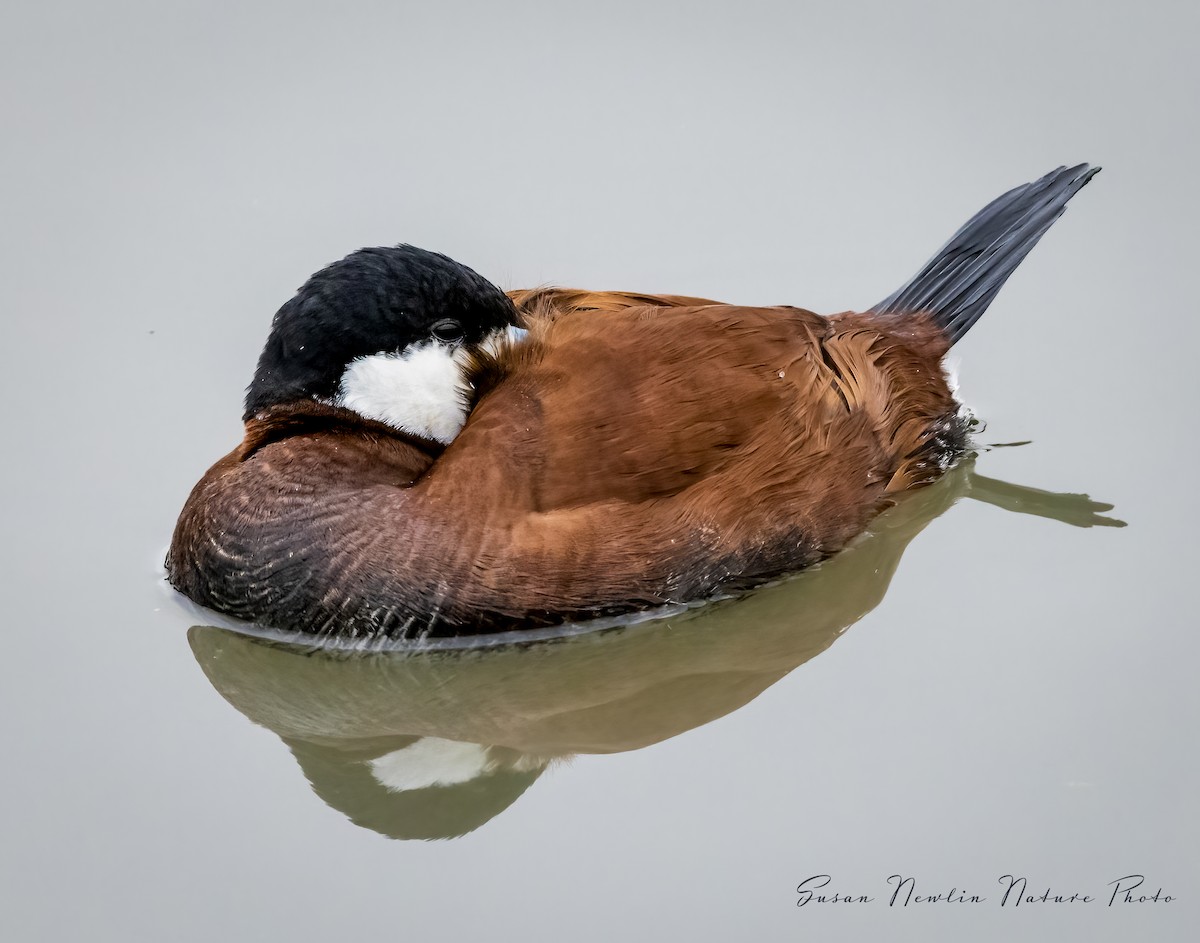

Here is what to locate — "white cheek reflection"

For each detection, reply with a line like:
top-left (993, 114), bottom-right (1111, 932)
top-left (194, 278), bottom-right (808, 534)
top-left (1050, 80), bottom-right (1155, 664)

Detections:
top-left (368, 738), bottom-right (492, 792)
top-left (366, 737), bottom-right (552, 793)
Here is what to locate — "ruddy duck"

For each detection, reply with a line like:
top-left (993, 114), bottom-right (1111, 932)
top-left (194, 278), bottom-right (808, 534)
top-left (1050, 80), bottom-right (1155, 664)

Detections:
top-left (167, 165), bottom-right (1098, 639)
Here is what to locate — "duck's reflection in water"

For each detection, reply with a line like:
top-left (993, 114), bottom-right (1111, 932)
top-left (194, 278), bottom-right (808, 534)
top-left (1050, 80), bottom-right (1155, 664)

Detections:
top-left (188, 457), bottom-right (1122, 840)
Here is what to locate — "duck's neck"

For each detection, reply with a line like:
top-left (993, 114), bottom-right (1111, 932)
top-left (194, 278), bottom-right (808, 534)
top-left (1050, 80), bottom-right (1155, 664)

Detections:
top-left (239, 399), bottom-right (445, 472)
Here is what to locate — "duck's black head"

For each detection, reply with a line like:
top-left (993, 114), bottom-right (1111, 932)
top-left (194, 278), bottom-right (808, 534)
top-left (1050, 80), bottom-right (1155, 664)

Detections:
top-left (244, 245), bottom-right (519, 438)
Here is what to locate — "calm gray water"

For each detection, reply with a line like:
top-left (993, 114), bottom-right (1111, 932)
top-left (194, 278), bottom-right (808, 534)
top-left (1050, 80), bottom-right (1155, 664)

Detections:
top-left (2, 2), bottom-right (1197, 941)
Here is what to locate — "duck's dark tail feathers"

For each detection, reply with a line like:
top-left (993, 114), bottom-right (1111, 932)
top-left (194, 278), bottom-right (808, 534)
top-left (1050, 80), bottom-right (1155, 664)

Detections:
top-left (870, 164), bottom-right (1099, 345)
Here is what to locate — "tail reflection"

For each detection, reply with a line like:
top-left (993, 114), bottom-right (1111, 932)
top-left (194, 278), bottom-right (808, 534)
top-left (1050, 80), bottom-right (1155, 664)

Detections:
top-left (188, 456), bottom-right (1122, 839)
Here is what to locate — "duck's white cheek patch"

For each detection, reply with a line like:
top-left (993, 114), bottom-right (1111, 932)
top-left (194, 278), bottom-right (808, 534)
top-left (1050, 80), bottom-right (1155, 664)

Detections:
top-left (335, 341), bottom-right (470, 444)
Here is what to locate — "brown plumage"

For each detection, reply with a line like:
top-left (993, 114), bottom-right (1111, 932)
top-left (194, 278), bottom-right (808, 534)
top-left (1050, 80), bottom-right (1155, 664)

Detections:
top-left (167, 165), bottom-right (1098, 639)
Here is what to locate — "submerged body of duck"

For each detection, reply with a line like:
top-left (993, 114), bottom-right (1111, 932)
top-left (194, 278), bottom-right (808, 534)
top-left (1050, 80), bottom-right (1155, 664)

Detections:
top-left (167, 165), bottom-right (1098, 638)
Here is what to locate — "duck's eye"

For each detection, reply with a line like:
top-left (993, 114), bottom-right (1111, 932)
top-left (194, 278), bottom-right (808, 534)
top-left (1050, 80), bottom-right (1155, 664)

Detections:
top-left (430, 318), bottom-right (463, 343)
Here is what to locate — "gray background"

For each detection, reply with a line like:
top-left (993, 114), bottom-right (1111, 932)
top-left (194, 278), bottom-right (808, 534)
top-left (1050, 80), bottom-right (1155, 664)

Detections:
top-left (1, 1), bottom-right (1196, 940)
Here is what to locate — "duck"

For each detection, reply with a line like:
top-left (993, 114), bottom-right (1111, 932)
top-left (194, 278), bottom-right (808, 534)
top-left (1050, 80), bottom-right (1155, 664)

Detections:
top-left (167, 164), bottom-right (1098, 640)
